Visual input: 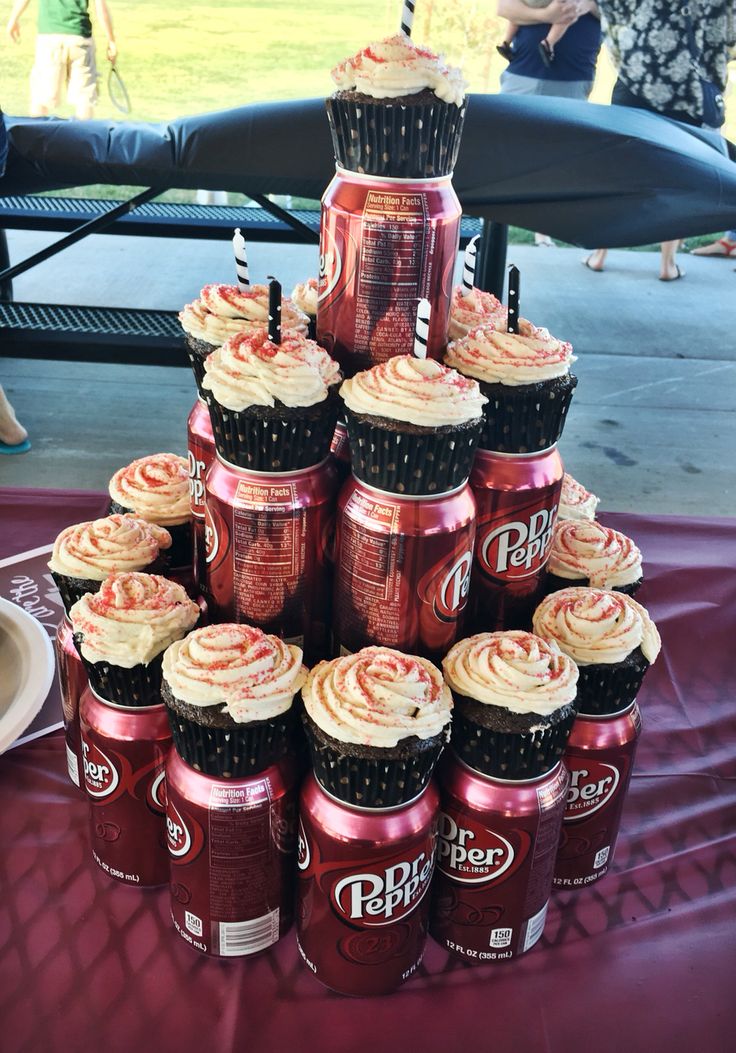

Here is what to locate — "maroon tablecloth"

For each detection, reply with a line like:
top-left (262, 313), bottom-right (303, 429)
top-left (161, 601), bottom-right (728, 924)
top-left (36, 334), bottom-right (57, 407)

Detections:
top-left (1, 488), bottom-right (735, 1053)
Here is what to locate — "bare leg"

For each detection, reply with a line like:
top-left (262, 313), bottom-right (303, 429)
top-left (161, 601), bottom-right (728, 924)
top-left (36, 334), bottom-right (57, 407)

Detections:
top-left (0, 386), bottom-right (28, 446)
top-left (584, 249), bottom-right (607, 271)
top-left (660, 239), bottom-right (683, 281)
top-left (75, 101), bottom-right (95, 120)
top-left (691, 233), bottom-right (736, 256)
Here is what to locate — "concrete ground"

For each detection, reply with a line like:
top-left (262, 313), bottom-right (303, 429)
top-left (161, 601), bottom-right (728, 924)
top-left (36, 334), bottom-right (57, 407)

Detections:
top-left (0, 230), bottom-right (734, 516)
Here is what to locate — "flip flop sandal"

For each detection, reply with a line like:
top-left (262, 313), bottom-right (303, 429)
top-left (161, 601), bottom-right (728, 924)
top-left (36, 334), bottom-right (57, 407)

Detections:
top-left (538, 40), bottom-right (554, 68)
top-left (0, 438), bottom-right (31, 455)
top-left (583, 255), bottom-right (604, 272)
top-left (659, 265), bottom-right (685, 282)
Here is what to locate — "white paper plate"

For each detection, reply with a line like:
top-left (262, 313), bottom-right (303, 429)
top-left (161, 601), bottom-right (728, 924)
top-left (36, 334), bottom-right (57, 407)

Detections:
top-left (0, 597), bottom-right (56, 754)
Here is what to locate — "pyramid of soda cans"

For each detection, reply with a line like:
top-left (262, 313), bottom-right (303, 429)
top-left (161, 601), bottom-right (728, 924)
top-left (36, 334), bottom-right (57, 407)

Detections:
top-left (52, 13), bottom-right (661, 996)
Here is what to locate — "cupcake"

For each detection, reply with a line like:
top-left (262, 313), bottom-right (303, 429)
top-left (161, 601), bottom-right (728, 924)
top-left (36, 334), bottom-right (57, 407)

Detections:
top-left (179, 283), bottom-right (309, 393)
top-left (202, 328), bottom-right (342, 471)
top-left (162, 623), bottom-right (307, 777)
top-left (326, 34), bottom-right (468, 179)
top-left (49, 514), bottom-right (171, 615)
top-left (291, 278), bottom-right (318, 340)
top-left (340, 354), bottom-right (487, 495)
top-left (547, 519), bottom-right (643, 595)
top-left (558, 472), bottom-right (600, 522)
top-left (70, 572), bottom-right (199, 706)
top-left (443, 631), bottom-right (579, 780)
top-left (302, 645), bottom-right (453, 807)
top-left (108, 453), bottom-right (191, 568)
top-left (445, 321), bottom-right (577, 453)
top-left (532, 587), bottom-right (661, 715)
top-left (447, 286), bottom-right (506, 342)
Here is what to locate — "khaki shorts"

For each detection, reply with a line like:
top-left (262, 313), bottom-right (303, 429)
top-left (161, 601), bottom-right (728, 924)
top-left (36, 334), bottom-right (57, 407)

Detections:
top-left (31, 34), bottom-right (98, 112)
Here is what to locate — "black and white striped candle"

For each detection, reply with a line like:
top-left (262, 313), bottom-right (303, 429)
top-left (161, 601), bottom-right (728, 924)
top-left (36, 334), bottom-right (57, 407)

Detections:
top-left (268, 277), bottom-right (282, 344)
top-left (232, 228), bottom-right (249, 290)
top-left (400, 0), bottom-right (415, 36)
top-left (461, 235), bottom-right (480, 294)
top-left (413, 297), bottom-right (431, 358)
top-left (507, 265), bottom-right (520, 334)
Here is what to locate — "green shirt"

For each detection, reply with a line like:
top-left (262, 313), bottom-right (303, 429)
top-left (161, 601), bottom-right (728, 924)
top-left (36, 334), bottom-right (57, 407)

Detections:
top-left (38, 0), bottom-right (92, 38)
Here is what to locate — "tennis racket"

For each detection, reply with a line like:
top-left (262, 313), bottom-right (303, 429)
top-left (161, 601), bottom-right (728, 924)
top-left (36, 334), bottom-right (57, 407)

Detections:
top-left (107, 64), bottom-right (131, 115)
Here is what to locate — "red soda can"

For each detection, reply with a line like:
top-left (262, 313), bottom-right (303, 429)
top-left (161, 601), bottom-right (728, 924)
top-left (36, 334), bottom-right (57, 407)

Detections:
top-left (55, 616), bottom-right (87, 792)
top-left (329, 419), bottom-right (351, 486)
top-left (469, 446), bottom-right (563, 632)
top-left (431, 754), bottom-right (568, 961)
top-left (296, 772), bottom-right (439, 996)
top-left (166, 747), bottom-right (298, 957)
top-left (79, 686), bottom-right (171, 887)
top-left (204, 455), bottom-right (337, 663)
top-left (187, 397), bottom-right (215, 593)
top-left (317, 168), bottom-right (461, 376)
top-left (554, 702), bottom-right (642, 889)
top-left (333, 477), bottom-right (476, 662)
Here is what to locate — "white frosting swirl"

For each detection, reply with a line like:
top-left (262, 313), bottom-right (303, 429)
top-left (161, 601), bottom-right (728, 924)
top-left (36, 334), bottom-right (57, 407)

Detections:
top-left (558, 473), bottom-right (600, 522)
top-left (340, 354), bottom-right (487, 428)
top-left (202, 328), bottom-right (342, 411)
top-left (49, 514), bottom-right (171, 580)
top-left (549, 520), bottom-right (642, 589)
top-left (448, 286), bottom-right (507, 341)
top-left (179, 283), bottom-right (308, 345)
top-left (291, 278), bottom-right (318, 318)
top-left (109, 453), bottom-right (190, 527)
top-left (443, 631), bottom-right (578, 716)
top-left (162, 623), bottom-right (306, 723)
top-left (533, 587), bottom-right (661, 667)
top-left (445, 324), bottom-right (576, 386)
top-left (70, 573), bottom-right (199, 667)
top-left (332, 34), bottom-right (467, 107)
top-left (303, 646), bottom-right (453, 747)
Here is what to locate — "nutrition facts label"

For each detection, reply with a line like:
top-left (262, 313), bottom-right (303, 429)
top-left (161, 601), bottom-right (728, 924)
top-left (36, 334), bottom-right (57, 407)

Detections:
top-left (231, 480), bottom-right (306, 629)
top-left (336, 489), bottom-right (403, 646)
top-left (353, 190), bottom-right (428, 359)
top-left (523, 769), bottom-right (569, 915)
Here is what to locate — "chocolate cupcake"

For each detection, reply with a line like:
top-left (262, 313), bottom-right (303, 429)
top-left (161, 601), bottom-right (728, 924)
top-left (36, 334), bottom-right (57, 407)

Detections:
top-left (291, 278), bottom-right (318, 341)
top-left (302, 646), bottom-right (453, 808)
top-left (70, 572), bottom-right (199, 706)
top-left (532, 587), bottom-right (661, 716)
top-left (445, 320), bottom-right (577, 453)
top-left (340, 355), bottom-right (487, 495)
top-left (327, 34), bottom-right (468, 179)
top-left (558, 472), bottom-right (600, 522)
top-left (547, 519), bottom-right (643, 596)
top-left (48, 514), bottom-right (172, 615)
top-left (202, 327), bottom-right (342, 471)
top-left (162, 623), bottom-right (307, 777)
top-left (447, 286), bottom-right (506, 342)
top-left (179, 283), bottom-right (309, 393)
top-left (443, 631), bottom-right (579, 780)
top-left (108, 452), bottom-right (191, 570)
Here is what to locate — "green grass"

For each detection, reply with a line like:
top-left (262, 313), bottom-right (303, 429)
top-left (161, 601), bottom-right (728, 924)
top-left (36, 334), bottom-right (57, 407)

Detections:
top-left (3, 0), bottom-right (733, 248)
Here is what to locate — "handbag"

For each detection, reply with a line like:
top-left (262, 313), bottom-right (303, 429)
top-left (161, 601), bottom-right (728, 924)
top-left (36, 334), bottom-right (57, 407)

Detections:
top-left (684, 3), bottom-right (726, 127)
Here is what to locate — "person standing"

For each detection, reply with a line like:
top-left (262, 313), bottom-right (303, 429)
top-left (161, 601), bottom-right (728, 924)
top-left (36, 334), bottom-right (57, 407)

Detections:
top-left (584, 1), bottom-right (734, 280)
top-left (496, 0), bottom-right (602, 243)
top-left (5, 0), bottom-right (118, 120)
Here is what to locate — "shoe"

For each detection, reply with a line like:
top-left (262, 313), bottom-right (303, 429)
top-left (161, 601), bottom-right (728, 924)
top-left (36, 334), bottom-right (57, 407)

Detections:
top-left (583, 254), bottom-right (604, 272)
top-left (0, 438), bottom-right (31, 455)
top-left (690, 237), bottom-right (736, 257)
top-left (538, 40), bottom-right (554, 68)
top-left (496, 43), bottom-right (514, 62)
top-left (659, 264), bottom-right (685, 282)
